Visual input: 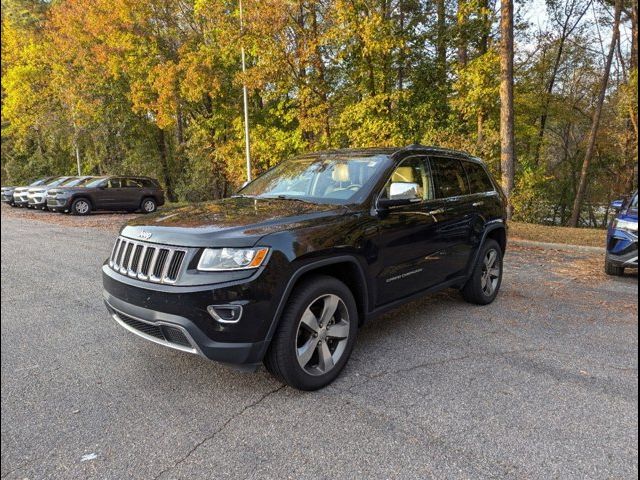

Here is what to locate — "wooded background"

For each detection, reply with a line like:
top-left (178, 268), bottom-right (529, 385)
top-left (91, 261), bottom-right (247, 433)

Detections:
top-left (1, 0), bottom-right (637, 226)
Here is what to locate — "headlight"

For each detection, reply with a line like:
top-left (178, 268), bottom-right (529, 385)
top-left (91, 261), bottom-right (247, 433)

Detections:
top-left (197, 247), bottom-right (270, 271)
top-left (613, 219), bottom-right (638, 233)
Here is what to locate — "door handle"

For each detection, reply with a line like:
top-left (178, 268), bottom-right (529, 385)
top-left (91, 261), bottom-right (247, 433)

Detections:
top-left (472, 201), bottom-right (484, 207)
top-left (428, 208), bottom-right (445, 215)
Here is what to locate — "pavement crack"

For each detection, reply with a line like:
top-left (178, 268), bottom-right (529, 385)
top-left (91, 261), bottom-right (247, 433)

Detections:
top-left (151, 384), bottom-right (286, 480)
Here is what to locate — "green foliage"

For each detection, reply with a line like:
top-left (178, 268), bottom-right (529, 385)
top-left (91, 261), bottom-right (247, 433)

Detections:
top-left (0, 0), bottom-right (636, 225)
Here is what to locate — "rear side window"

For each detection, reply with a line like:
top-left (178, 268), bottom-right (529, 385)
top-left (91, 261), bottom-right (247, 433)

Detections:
top-left (431, 157), bottom-right (470, 198)
top-left (139, 178), bottom-right (158, 188)
top-left (463, 161), bottom-right (495, 193)
top-left (124, 178), bottom-right (143, 188)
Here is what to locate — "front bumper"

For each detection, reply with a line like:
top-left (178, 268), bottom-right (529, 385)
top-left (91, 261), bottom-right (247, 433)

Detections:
top-left (13, 193), bottom-right (29, 206)
top-left (606, 228), bottom-right (638, 268)
top-left (28, 194), bottom-right (46, 207)
top-left (47, 196), bottom-right (72, 210)
top-left (102, 264), bottom-right (280, 368)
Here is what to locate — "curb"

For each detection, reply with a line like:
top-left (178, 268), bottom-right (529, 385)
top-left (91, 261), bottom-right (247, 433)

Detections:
top-left (510, 238), bottom-right (605, 253)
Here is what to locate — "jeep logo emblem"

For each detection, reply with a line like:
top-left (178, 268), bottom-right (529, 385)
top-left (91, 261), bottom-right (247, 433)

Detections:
top-left (138, 231), bottom-right (152, 240)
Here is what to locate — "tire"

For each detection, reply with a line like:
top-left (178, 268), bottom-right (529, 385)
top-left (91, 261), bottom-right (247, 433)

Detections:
top-left (71, 198), bottom-right (92, 216)
top-left (264, 275), bottom-right (358, 390)
top-left (605, 259), bottom-right (625, 276)
top-left (140, 197), bottom-right (157, 214)
top-left (462, 239), bottom-right (504, 305)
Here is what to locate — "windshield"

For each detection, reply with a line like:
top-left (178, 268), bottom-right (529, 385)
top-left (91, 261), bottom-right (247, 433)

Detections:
top-left (239, 154), bottom-right (392, 203)
top-left (30, 177), bottom-right (50, 187)
top-left (60, 177), bottom-right (94, 187)
top-left (84, 177), bottom-right (108, 188)
top-left (45, 177), bottom-right (71, 187)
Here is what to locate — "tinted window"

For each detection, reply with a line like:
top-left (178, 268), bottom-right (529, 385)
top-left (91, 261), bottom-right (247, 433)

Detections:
top-left (139, 178), bottom-right (159, 188)
top-left (380, 156), bottom-right (433, 202)
top-left (431, 157), bottom-right (470, 198)
top-left (124, 178), bottom-right (143, 188)
top-left (107, 178), bottom-right (123, 188)
top-left (463, 161), bottom-right (495, 193)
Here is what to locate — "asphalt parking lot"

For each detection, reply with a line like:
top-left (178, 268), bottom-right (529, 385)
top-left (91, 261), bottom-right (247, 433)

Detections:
top-left (1, 211), bottom-right (638, 479)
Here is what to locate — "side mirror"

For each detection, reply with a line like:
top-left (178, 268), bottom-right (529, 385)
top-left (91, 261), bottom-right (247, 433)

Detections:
top-left (610, 199), bottom-right (624, 210)
top-left (377, 182), bottom-right (421, 210)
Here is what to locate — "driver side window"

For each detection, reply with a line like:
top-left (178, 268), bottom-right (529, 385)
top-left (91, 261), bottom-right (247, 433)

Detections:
top-left (381, 157), bottom-right (433, 202)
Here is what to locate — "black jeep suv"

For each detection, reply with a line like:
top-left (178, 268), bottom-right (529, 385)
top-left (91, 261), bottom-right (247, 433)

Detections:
top-left (47, 175), bottom-right (164, 215)
top-left (102, 146), bottom-right (507, 390)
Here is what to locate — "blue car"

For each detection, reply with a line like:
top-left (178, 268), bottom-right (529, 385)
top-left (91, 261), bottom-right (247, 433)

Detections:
top-left (606, 191), bottom-right (638, 276)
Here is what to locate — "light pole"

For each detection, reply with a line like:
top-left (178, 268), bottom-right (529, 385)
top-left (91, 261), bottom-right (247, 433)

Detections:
top-left (239, 0), bottom-right (252, 183)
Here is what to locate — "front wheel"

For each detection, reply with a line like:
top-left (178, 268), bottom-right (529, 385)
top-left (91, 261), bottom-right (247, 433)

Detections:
top-left (462, 239), bottom-right (504, 305)
top-left (605, 259), bottom-right (625, 276)
top-left (264, 275), bottom-right (358, 390)
top-left (71, 198), bottom-right (92, 216)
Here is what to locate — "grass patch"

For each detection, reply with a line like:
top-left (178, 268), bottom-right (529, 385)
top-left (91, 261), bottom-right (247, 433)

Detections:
top-left (510, 222), bottom-right (606, 248)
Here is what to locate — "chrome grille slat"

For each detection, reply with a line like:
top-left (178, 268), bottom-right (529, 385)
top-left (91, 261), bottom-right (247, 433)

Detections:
top-left (139, 247), bottom-right (156, 279)
top-left (120, 242), bottom-right (134, 274)
top-left (108, 236), bottom-right (187, 284)
top-left (128, 244), bottom-right (144, 277)
top-left (114, 240), bottom-right (127, 269)
top-left (109, 238), bottom-right (121, 267)
top-left (150, 249), bottom-right (170, 281)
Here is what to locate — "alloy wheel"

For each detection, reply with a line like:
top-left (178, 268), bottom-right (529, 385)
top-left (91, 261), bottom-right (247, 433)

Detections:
top-left (76, 200), bottom-right (89, 214)
top-left (295, 294), bottom-right (350, 376)
top-left (481, 249), bottom-right (501, 296)
top-left (143, 200), bottom-right (156, 212)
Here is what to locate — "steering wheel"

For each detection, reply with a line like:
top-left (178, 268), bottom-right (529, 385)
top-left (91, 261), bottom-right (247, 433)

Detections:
top-left (347, 184), bottom-right (361, 191)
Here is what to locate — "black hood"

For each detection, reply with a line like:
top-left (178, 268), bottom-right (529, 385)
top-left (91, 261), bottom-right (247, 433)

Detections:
top-left (120, 197), bottom-right (348, 248)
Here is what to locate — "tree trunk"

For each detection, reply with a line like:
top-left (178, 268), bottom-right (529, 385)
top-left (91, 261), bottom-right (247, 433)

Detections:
top-left (456, 0), bottom-right (468, 68)
top-left (436, 0), bottom-right (447, 87)
top-left (568, 0), bottom-right (622, 227)
top-left (500, 0), bottom-right (516, 220)
top-left (477, 0), bottom-right (490, 144)
top-left (631, 0), bottom-right (638, 72)
top-left (156, 127), bottom-right (175, 202)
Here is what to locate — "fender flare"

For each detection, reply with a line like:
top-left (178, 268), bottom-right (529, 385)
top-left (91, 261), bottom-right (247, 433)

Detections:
top-left (466, 220), bottom-right (507, 278)
top-left (261, 255), bottom-right (370, 349)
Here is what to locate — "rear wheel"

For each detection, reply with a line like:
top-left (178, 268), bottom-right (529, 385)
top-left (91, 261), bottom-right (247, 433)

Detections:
top-left (462, 239), bottom-right (504, 305)
top-left (141, 197), bottom-right (157, 214)
top-left (71, 198), bottom-right (91, 216)
top-left (605, 259), bottom-right (625, 276)
top-left (264, 275), bottom-right (358, 390)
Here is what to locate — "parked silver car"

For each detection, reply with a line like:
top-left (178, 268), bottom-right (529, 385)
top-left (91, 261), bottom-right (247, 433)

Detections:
top-left (10, 177), bottom-right (56, 207)
top-left (26, 176), bottom-right (79, 210)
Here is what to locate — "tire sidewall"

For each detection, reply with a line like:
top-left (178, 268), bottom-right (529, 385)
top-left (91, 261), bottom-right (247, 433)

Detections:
top-left (72, 198), bottom-right (91, 215)
top-left (141, 197), bottom-right (157, 213)
top-left (276, 278), bottom-right (358, 390)
top-left (475, 240), bottom-right (503, 303)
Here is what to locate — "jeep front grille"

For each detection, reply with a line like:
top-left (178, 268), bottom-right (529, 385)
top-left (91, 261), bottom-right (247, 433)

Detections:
top-left (109, 237), bottom-right (187, 284)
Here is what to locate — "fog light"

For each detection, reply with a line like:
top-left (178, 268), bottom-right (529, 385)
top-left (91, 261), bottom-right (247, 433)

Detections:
top-left (207, 305), bottom-right (243, 324)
